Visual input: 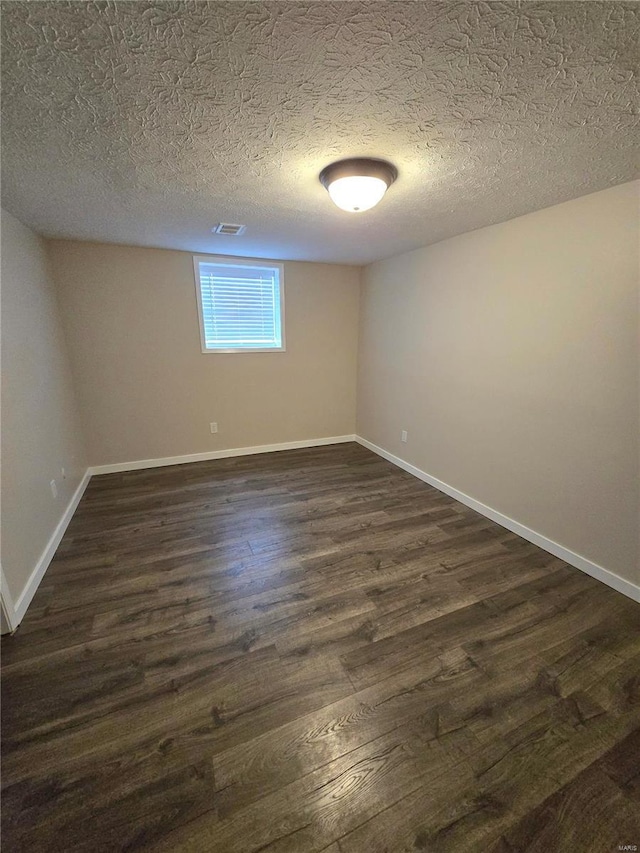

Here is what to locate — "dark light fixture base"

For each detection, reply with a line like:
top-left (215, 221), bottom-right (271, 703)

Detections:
top-left (319, 158), bottom-right (398, 190)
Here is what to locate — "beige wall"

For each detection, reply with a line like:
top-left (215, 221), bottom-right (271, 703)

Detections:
top-left (357, 181), bottom-right (639, 582)
top-left (1, 210), bottom-right (88, 605)
top-left (48, 242), bottom-right (360, 466)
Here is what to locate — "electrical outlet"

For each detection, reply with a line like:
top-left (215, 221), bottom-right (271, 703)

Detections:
top-left (401, 430), bottom-right (408, 443)
top-left (209, 422), bottom-right (218, 434)
top-left (50, 479), bottom-right (58, 499)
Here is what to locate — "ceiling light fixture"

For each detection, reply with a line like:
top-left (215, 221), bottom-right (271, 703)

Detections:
top-left (319, 158), bottom-right (398, 213)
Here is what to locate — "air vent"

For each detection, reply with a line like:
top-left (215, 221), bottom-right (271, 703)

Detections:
top-left (212, 223), bottom-right (246, 236)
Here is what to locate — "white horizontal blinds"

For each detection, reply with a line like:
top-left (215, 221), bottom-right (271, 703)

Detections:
top-left (198, 262), bottom-right (282, 349)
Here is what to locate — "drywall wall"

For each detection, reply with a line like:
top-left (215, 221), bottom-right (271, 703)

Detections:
top-left (357, 181), bottom-right (639, 583)
top-left (48, 242), bottom-right (360, 466)
top-left (1, 209), bottom-right (88, 607)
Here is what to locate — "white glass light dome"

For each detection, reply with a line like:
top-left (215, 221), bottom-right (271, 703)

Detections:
top-left (326, 175), bottom-right (388, 213)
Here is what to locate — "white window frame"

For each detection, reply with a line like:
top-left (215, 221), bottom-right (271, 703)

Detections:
top-left (193, 255), bottom-right (286, 354)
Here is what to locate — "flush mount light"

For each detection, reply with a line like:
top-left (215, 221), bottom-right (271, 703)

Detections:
top-left (319, 158), bottom-right (398, 213)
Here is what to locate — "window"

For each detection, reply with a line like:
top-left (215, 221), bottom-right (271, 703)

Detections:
top-left (193, 256), bottom-right (285, 353)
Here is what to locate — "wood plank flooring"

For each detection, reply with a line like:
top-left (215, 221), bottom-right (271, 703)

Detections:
top-left (2, 442), bottom-right (639, 852)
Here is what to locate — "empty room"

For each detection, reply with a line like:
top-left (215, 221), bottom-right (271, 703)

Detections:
top-left (1, 1), bottom-right (639, 851)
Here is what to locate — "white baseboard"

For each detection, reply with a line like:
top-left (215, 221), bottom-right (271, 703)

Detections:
top-left (90, 435), bottom-right (357, 476)
top-left (8, 470), bottom-right (92, 627)
top-left (1, 564), bottom-right (18, 634)
top-left (356, 435), bottom-right (640, 604)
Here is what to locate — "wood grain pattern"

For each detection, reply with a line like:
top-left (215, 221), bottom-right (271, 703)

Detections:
top-left (2, 443), bottom-right (638, 852)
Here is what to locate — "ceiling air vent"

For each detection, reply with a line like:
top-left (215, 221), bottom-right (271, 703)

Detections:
top-left (212, 223), bottom-right (246, 236)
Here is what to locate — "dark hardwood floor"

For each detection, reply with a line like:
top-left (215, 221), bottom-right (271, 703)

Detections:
top-left (2, 443), bottom-right (639, 852)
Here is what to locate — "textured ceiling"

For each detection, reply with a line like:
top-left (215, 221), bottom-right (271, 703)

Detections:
top-left (1, 1), bottom-right (638, 264)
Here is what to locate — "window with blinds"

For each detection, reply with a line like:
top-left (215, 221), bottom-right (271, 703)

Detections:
top-left (193, 257), bottom-right (285, 352)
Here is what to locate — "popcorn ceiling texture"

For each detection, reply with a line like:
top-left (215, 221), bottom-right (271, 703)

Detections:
top-left (1, 1), bottom-right (638, 264)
